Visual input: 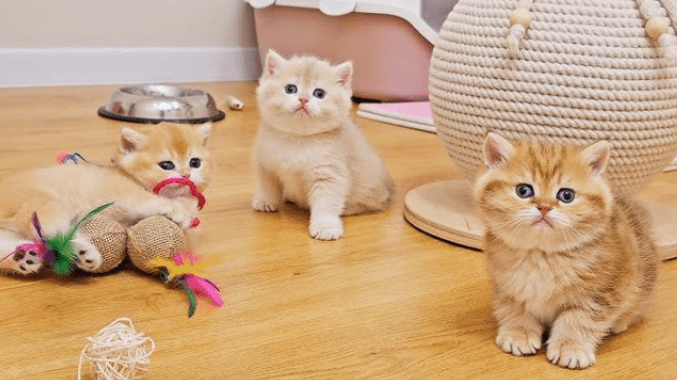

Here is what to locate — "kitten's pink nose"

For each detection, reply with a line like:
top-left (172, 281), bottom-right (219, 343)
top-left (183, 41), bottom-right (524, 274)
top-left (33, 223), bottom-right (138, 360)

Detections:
top-left (537, 204), bottom-right (553, 215)
top-left (299, 96), bottom-right (308, 105)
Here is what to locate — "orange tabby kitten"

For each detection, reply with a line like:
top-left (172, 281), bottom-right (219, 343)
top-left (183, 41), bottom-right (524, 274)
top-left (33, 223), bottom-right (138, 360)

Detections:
top-left (252, 50), bottom-right (393, 240)
top-left (474, 133), bottom-right (658, 369)
top-left (0, 122), bottom-right (211, 275)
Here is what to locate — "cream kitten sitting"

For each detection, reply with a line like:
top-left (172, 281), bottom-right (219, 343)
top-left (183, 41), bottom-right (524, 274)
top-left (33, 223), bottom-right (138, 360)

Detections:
top-left (252, 50), bottom-right (393, 240)
top-left (474, 133), bottom-right (659, 369)
top-left (0, 123), bottom-right (211, 275)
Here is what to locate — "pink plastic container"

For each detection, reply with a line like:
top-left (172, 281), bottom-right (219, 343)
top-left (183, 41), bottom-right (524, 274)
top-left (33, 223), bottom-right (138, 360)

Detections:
top-left (245, 1), bottom-right (451, 102)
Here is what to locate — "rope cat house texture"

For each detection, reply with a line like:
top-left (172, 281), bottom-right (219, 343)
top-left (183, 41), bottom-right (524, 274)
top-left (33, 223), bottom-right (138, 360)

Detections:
top-left (430, 0), bottom-right (677, 194)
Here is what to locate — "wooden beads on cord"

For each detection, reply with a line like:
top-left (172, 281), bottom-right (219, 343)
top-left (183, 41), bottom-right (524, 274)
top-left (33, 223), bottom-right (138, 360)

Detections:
top-left (510, 8), bottom-right (532, 29)
top-left (646, 16), bottom-right (670, 40)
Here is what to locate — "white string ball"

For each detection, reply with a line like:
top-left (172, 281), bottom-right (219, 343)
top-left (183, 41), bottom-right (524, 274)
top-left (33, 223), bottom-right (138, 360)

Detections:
top-left (77, 318), bottom-right (156, 380)
top-left (430, 0), bottom-right (677, 194)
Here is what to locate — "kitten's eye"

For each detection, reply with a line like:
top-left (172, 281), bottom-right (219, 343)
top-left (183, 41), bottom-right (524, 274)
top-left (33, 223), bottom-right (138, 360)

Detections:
top-left (158, 161), bottom-right (175, 171)
top-left (312, 88), bottom-right (326, 99)
top-left (285, 84), bottom-right (297, 94)
top-left (557, 188), bottom-right (576, 203)
top-left (515, 184), bottom-right (534, 198)
top-left (189, 158), bottom-right (201, 169)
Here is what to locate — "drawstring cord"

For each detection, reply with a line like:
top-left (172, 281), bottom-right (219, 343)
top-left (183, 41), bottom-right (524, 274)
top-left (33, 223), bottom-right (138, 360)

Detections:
top-left (506, 0), bottom-right (534, 56)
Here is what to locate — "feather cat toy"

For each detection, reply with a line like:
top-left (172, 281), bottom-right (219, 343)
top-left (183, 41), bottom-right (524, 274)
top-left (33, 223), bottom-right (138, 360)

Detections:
top-left (1, 203), bottom-right (113, 276)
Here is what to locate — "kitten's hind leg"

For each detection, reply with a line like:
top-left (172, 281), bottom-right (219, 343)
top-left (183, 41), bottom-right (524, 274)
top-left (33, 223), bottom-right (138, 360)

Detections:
top-left (609, 297), bottom-right (652, 334)
top-left (343, 175), bottom-right (394, 216)
top-left (252, 166), bottom-right (283, 212)
top-left (70, 231), bottom-right (103, 272)
top-left (0, 229), bottom-right (43, 275)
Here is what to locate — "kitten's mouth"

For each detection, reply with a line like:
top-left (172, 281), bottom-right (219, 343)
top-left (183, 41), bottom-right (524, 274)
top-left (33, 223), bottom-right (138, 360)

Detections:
top-left (294, 106), bottom-right (309, 115)
top-left (157, 183), bottom-right (191, 198)
top-left (532, 217), bottom-right (554, 228)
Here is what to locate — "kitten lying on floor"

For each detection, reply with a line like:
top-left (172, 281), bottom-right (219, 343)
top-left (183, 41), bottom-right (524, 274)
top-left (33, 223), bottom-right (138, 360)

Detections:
top-left (0, 123), bottom-right (211, 275)
top-left (252, 50), bottom-right (393, 240)
top-left (474, 133), bottom-right (659, 369)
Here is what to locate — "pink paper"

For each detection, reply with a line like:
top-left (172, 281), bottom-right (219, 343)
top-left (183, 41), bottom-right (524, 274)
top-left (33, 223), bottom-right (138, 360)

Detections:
top-left (363, 101), bottom-right (431, 119)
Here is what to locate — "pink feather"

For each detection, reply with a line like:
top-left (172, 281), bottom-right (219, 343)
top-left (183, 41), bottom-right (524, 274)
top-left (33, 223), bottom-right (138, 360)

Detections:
top-left (184, 275), bottom-right (224, 307)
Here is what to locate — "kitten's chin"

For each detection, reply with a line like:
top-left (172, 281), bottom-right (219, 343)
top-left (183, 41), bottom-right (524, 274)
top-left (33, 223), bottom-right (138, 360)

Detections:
top-left (494, 225), bottom-right (602, 253)
top-left (268, 116), bottom-right (340, 136)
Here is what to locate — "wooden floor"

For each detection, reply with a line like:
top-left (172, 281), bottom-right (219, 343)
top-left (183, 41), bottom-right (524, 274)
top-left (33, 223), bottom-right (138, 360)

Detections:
top-left (1, 82), bottom-right (676, 380)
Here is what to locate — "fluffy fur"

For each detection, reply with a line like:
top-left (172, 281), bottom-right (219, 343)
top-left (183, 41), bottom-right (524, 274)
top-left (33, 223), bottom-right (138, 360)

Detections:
top-left (252, 50), bottom-right (393, 240)
top-left (0, 122), bottom-right (212, 275)
top-left (474, 133), bottom-right (659, 369)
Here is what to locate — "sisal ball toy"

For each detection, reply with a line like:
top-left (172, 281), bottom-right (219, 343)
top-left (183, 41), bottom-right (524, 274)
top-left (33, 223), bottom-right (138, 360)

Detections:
top-left (77, 318), bottom-right (155, 380)
top-left (79, 215), bottom-right (128, 273)
top-left (430, 0), bottom-right (677, 194)
top-left (127, 216), bottom-right (187, 274)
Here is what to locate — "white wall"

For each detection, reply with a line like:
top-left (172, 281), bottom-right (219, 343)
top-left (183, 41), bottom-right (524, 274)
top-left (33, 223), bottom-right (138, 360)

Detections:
top-left (0, 0), bottom-right (262, 87)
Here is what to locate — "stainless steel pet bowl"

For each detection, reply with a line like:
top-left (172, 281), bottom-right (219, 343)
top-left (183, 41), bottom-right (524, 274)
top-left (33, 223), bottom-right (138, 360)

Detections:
top-left (98, 84), bottom-right (225, 124)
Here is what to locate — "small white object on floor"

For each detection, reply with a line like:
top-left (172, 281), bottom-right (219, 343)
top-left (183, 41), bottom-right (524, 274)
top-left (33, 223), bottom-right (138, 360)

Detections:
top-left (225, 96), bottom-right (244, 110)
top-left (77, 317), bottom-right (156, 380)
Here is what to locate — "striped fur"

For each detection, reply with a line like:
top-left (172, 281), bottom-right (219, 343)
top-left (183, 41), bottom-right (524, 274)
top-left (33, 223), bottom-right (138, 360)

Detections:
top-left (474, 133), bottom-right (659, 369)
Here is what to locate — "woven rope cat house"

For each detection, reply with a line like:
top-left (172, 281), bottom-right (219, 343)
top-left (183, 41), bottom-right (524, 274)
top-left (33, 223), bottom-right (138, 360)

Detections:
top-left (404, 0), bottom-right (677, 259)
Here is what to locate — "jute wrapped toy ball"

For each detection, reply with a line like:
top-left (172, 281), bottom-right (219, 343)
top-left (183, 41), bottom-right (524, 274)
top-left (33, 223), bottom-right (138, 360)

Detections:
top-left (78, 215), bottom-right (187, 274)
top-left (127, 216), bottom-right (188, 274)
top-left (79, 216), bottom-right (127, 273)
top-left (404, 0), bottom-right (677, 259)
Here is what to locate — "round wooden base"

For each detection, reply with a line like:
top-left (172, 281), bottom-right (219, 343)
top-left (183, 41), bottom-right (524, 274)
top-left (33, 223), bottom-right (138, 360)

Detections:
top-left (403, 179), bottom-right (677, 260)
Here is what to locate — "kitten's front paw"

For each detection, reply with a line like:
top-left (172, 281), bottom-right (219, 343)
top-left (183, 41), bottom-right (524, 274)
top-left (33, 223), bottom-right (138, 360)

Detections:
top-left (8, 248), bottom-right (42, 275)
top-left (252, 198), bottom-right (279, 212)
top-left (309, 214), bottom-right (343, 241)
top-left (546, 340), bottom-right (596, 369)
top-left (496, 328), bottom-right (542, 356)
top-left (162, 200), bottom-right (196, 230)
top-left (72, 232), bottom-right (103, 272)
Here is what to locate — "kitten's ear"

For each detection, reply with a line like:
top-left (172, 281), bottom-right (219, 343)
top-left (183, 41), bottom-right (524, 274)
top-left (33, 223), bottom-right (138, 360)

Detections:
top-left (196, 123), bottom-right (212, 146)
top-left (119, 127), bottom-right (145, 154)
top-left (264, 49), bottom-right (285, 78)
top-left (334, 61), bottom-right (353, 87)
top-left (483, 132), bottom-right (514, 169)
top-left (582, 140), bottom-right (611, 176)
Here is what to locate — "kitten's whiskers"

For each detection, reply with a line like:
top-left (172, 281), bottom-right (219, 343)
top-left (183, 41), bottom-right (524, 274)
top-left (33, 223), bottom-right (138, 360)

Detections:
top-left (491, 218), bottom-right (524, 248)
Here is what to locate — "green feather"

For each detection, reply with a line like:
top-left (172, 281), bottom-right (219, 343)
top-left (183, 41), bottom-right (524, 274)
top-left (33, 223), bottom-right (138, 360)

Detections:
top-left (53, 255), bottom-right (74, 276)
top-left (179, 280), bottom-right (197, 318)
top-left (48, 233), bottom-right (77, 276)
top-left (64, 202), bottom-right (114, 242)
top-left (45, 203), bottom-right (113, 276)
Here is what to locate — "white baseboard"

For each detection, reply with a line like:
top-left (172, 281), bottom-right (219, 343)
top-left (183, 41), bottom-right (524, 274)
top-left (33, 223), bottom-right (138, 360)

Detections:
top-left (0, 47), bottom-right (262, 88)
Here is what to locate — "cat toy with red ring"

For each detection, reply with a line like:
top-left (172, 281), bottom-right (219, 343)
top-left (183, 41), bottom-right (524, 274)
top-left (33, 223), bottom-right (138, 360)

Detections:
top-left (152, 177), bottom-right (206, 228)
